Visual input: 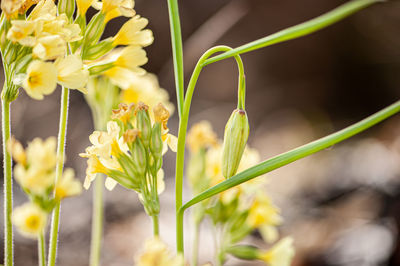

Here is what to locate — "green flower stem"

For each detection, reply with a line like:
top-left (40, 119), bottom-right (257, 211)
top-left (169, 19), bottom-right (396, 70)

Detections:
top-left (38, 231), bottom-right (46, 266)
top-left (48, 87), bottom-right (70, 266)
top-left (152, 215), bottom-right (160, 237)
top-left (203, 0), bottom-right (382, 66)
top-left (180, 100), bottom-right (400, 214)
top-left (89, 175), bottom-right (104, 266)
top-left (191, 221), bottom-right (200, 266)
top-left (2, 98), bottom-right (13, 266)
top-left (167, 0), bottom-right (184, 117)
top-left (176, 46), bottom-right (245, 253)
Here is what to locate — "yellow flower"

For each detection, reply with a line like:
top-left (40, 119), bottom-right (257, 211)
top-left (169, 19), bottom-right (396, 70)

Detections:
top-left (25, 137), bottom-right (57, 171)
top-left (83, 155), bottom-right (110, 189)
top-left (0, 0), bottom-right (35, 18)
top-left (55, 169), bottom-right (82, 200)
top-left (114, 45), bottom-right (148, 73)
top-left (136, 237), bottom-right (184, 266)
top-left (33, 35), bottom-right (67, 60)
top-left (247, 193), bottom-right (282, 243)
top-left (22, 60), bottom-right (57, 99)
top-left (121, 73), bottom-right (175, 116)
top-left (14, 165), bottom-right (55, 195)
top-left (187, 121), bottom-right (218, 153)
top-left (103, 66), bottom-right (143, 90)
top-left (28, 0), bottom-right (56, 21)
top-left (112, 15), bottom-right (153, 46)
top-left (12, 202), bottom-right (47, 238)
top-left (258, 237), bottom-right (295, 266)
top-left (41, 14), bottom-right (82, 42)
top-left (76, 0), bottom-right (96, 16)
top-left (6, 20), bottom-right (36, 45)
top-left (7, 136), bottom-right (27, 166)
top-left (55, 54), bottom-right (89, 91)
top-left (97, 0), bottom-right (135, 22)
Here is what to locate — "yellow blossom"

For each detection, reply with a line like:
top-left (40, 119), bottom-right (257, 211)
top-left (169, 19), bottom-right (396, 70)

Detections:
top-left (22, 60), bottom-right (57, 99)
top-left (96, 0), bottom-right (136, 22)
top-left (112, 103), bottom-right (135, 124)
top-left (28, 0), bottom-right (56, 21)
top-left (247, 193), bottom-right (282, 243)
top-left (83, 155), bottom-right (110, 189)
top-left (114, 45), bottom-right (148, 73)
top-left (7, 136), bottom-right (27, 166)
top-left (25, 137), bottom-right (57, 170)
top-left (112, 15), bottom-right (153, 46)
top-left (0, 0), bottom-right (36, 18)
top-left (14, 165), bottom-right (55, 195)
top-left (12, 202), bottom-right (47, 238)
top-left (33, 35), bottom-right (67, 60)
top-left (136, 237), bottom-right (184, 266)
top-left (121, 73), bottom-right (174, 116)
top-left (104, 66), bottom-right (144, 89)
top-left (258, 237), bottom-right (295, 266)
top-left (55, 54), bottom-right (89, 91)
top-left (187, 121), bottom-right (218, 153)
top-left (6, 20), bottom-right (36, 45)
top-left (76, 0), bottom-right (96, 16)
top-left (55, 169), bottom-right (82, 200)
top-left (41, 14), bottom-right (82, 42)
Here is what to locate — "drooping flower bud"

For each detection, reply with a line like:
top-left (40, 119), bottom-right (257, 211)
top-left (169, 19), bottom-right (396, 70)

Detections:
top-left (221, 108), bottom-right (249, 179)
top-left (136, 102), bottom-right (152, 147)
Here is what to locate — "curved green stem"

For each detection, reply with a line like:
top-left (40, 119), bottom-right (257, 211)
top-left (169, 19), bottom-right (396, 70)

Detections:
top-left (47, 87), bottom-right (70, 266)
top-left (203, 0), bottom-right (383, 66)
top-left (167, 0), bottom-right (184, 117)
top-left (2, 98), bottom-right (13, 266)
top-left (175, 46), bottom-right (245, 253)
top-left (89, 175), bottom-right (104, 266)
top-left (38, 230), bottom-right (46, 266)
top-left (180, 100), bottom-right (400, 214)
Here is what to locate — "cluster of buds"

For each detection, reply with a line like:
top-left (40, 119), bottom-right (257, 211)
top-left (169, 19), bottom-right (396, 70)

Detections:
top-left (8, 137), bottom-right (82, 238)
top-left (81, 102), bottom-right (176, 216)
top-left (0, 0), bottom-right (153, 102)
top-left (186, 121), bottom-right (294, 266)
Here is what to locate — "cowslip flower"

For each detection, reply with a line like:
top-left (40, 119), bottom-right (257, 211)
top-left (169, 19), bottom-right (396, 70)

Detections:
top-left (136, 237), bottom-right (184, 266)
top-left (247, 193), bottom-right (282, 243)
top-left (55, 169), bottom-right (83, 200)
top-left (112, 16), bottom-right (154, 47)
top-left (55, 54), bottom-right (89, 92)
top-left (95, 0), bottom-right (136, 23)
top-left (187, 120), bottom-right (218, 153)
top-left (21, 60), bottom-right (57, 100)
top-left (1, 0), bottom-right (38, 18)
top-left (76, 0), bottom-right (96, 17)
top-left (12, 202), bottom-right (47, 238)
top-left (258, 237), bottom-right (295, 266)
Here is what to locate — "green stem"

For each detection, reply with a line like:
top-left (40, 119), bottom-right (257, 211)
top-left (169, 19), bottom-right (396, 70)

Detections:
top-left (180, 100), bottom-right (400, 213)
top-left (2, 98), bottom-right (13, 266)
top-left (167, 0), bottom-right (184, 117)
top-left (89, 175), bottom-right (104, 266)
top-left (152, 215), bottom-right (159, 237)
top-left (47, 87), bottom-right (70, 266)
top-left (203, 0), bottom-right (382, 66)
top-left (176, 46), bottom-right (245, 253)
top-left (38, 230), bottom-right (46, 266)
top-left (191, 221), bottom-right (200, 266)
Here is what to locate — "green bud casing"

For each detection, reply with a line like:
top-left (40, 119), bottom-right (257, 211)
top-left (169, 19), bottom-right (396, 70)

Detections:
top-left (226, 245), bottom-right (259, 260)
top-left (136, 107), bottom-right (152, 147)
top-left (150, 122), bottom-right (163, 159)
top-left (130, 138), bottom-right (147, 177)
top-left (222, 109), bottom-right (249, 179)
top-left (58, 0), bottom-right (75, 20)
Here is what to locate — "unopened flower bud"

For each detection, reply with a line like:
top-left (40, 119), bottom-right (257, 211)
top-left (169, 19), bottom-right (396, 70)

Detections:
top-left (131, 138), bottom-right (147, 177)
top-left (222, 109), bottom-right (249, 179)
top-left (58, 0), bottom-right (75, 20)
top-left (153, 103), bottom-right (170, 129)
top-left (226, 245), bottom-right (259, 261)
top-left (150, 122), bottom-right (163, 159)
top-left (82, 38), bottom-right (114, 60)
top-left (82, 12), bottom-right (105, 47)
top-left (136, 102), bottom-right (152, 147)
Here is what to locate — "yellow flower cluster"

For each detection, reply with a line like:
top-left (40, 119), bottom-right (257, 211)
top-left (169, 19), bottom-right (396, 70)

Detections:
top-left (2, 0), bottom-right (88, 99)
top-left (8, 136), bottom-right (82, 238)
top-left (136, 237), bottom-right (184, 266)
top-left (186, 121), bottom-right (295, 265)
top-left (81, 102), bottom-right (176, 216)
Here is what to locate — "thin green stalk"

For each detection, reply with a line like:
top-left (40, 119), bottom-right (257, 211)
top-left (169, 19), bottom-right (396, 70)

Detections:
top-left (89, 175), bottom-right (104, 266)
top-left (167, 0), bottom-right (184, 117)
top-left (180, 100), bottom-right (400, 213)
top-left (2, 98), bottom-right (13, 266)
top-left (191, 221), bottom-right (200, 266)
top-left (38, 231), bottom-right (46, 266)
top-left (203, 0), bottom-right (382, 66)
top-left (152, 215), bottom-right (159, 237)
top-left (175, 46), bottom-right (245, 253)
top-left (48, 87), bottom-right (70, 266)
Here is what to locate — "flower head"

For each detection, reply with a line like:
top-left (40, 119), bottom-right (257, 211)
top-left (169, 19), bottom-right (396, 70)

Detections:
top-left (136, 237), bottom-right (184, 266)
top-left (22, 60), bottom-right (57, 100)
top-left (258, 237), bottom-right (295, 266)
top-left (12, 202), bottom-right (47, 238)
top-left (113, 15), bottom-right (153, 46)
top-left (55, 169), bottom-right (82, 200)
top-left (55, 54), bottom-right (89, 91)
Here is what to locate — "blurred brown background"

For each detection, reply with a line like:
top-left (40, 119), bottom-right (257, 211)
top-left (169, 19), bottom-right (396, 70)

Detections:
top-left (1, 0), bottom-right (400, 265)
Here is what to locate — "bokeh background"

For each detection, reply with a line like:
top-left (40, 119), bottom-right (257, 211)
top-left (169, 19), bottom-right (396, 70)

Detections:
top-left (1, 0), bottom-right (400, 265)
